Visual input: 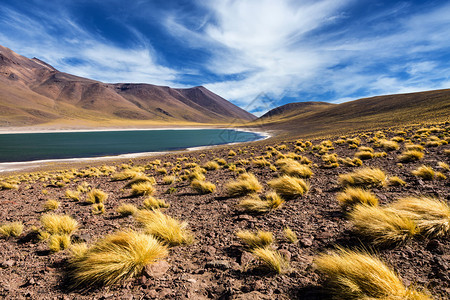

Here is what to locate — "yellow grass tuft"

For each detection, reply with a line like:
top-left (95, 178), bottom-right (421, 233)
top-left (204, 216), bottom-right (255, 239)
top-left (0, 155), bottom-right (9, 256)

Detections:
top-left (225, 173), bottom-right (263, 197)
top-left (69, 243), bottom-right (88, 260)
top-left (187, 169), bottom-right (206, 182)
top-left (92, 203), bottom-right (105, 215)
top-left (124, 175), bottom-right (156, 188)
top-left (387, 176), bottom-right (407, 186)
top-left (338, 167), bottom-right (386, 188)
top-left (390, 197), bottom-right (450, 238)
top-left (236, 230), bottom-right (273, 249)
top-left (162, 176), bottom-right (176, 185)
top-left (111, 170), bottom-right (142, 181)
top-left (378, 139), bottom-right (400, 151)
top-left (268, 175), bottom-right (309, 199)
top-left (40, 213), bottom-right (78, 235)
top-left (398, 150), bottom-right (424, 162)
top-left (43, 199), bottom-right (60, 211)
top-left (283, 227), bottom-right (298, 244)
top-left (143, 196), bottom-right (170, 209)
top-left (349, 205), bottom-right (419, 246)
top-left (354, 151), bottom-right (374, 160)
top-left (337, 187), bottom-right (378, 209)
top-left (86, 189), bottom-right (108, 204)
top-left (237, 192), bottom-right (284, 213)
top-left (0, 221), bottom-right (24, 238)
top-left (0, 181), bottom-right (19, 190)
top-left (68, 230), bottom-right (168, 288)
top-left (315, 248), bottom-right (431, 299)
top-left (438, 161), bottom-right (450, 171)
top-left (203, 161), bottom-right (220, 170)
top-left (280, 162), bottom-right (313, 178)
top-left (405, 144), bottom-right (424, 151)
top-left (135, 210), bottom-right (194, 246)
top-left (49, 234), bottom-right (71, 252)
top-left (251, 247), bottom-right (290, 274)
top-left (190, 179), bottom-right (216, 194)
top-left (65, 189), bottom-right (81, 201)
top-left (130, 182), bottom-right (155, 196)
top-left (116, 203), bottom-right (138, 216)
top-left (411, 165), bottom-right (435, 180)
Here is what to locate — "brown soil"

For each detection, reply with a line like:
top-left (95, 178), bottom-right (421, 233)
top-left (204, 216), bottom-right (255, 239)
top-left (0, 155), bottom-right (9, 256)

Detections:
top-left (0, 124), bottom-right (449, 299)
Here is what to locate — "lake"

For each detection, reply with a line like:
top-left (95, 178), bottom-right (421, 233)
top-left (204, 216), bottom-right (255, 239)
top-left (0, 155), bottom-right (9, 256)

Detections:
top-left (0, 129), bottom-right (266, 163)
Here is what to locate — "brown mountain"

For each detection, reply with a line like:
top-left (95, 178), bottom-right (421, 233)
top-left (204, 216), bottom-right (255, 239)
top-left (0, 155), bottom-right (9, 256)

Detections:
top-left (0, 45), bottom-right (255, 127)
top-left (252, 89), bottom-right (450, 137)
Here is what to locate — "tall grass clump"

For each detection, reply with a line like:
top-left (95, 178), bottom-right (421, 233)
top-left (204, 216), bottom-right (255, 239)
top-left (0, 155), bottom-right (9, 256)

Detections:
top-left (280, 162), bottom-right (313, 178)
top-left (130, 182), bottom-right (155, 197)
top-left (236, 230), bottom-right (273, 249)
top-left (40, 213), bottom-right (78, 235)
top-left (251, 247), bottom-right (290, 274)
top-left (348, 205), bottom-right (419, 246)
top-left (315, 248), bottom-right (431, 299)
top-left (283, 227), bottom-right (298, 244)
top-left (191, 179), bottom-right (216, 194)
top-left (225, 173), bottom-right (263, 197)
top-left (124, 175), bottom-right (156, 188)
top-left (390, 197), bottom-right (450, 238)
top-left (65, 189), bottom-right (81, 201)
top-left (43, 199), bottom-right (60, 211)
top-left (237, 192), bottom-right (284, 213)
top-left (135, 210), bottom-right (193, 246)
top-left (0, 222), bottom-right (24, 238)
top-left (143, 196), bottom-right (170, 209)
top-left (203, 161), bottom-right (220, 170)
top-left (411, 165), bottom-right (445, 180)
top-left (0, 181), bottom-right (19, 190)
top-left (68, 230), bottom-right (168, 288)
top-left (111, 170), bottom-right (142, 181)
top-left (338, 168), bottom-right (386, 188)
top-left (337, 187), bottom-right (378, 209)
top-left (268, 175), bottom-right (309, 199)
top-left (398, 150), bottom-right (424, 162)
top-left (116, 203), bottom-right (138, 217)
top-left (86, 189), bottom-right (108, 204)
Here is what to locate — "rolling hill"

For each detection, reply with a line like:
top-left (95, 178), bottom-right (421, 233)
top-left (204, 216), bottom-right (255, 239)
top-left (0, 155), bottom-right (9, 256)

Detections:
top-left (0, 45), bottom-right (255, 127)
top-left (252, 89), bottom-right (450, 137)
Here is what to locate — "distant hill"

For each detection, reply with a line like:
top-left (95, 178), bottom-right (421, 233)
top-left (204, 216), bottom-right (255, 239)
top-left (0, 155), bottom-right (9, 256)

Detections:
top-left (251, 89), bottom-right (450, 137)
top-left (0, 45), bottom-right (255, 127)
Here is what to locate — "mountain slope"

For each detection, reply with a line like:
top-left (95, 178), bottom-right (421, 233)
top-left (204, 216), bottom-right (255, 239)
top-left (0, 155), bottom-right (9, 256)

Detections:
top-left (251, 89), bottom-right (450, 137)
top-left (0, 45), bottom-right (255, 127)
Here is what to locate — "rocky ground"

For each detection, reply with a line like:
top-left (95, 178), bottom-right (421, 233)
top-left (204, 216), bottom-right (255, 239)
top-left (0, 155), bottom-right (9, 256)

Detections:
top-left (0, 124), bottom-right (449, 299)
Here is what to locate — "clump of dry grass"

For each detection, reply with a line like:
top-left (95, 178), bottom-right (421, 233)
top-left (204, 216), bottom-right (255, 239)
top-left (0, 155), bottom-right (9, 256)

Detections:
top-left (237, 192), bottom-right (284, 213)
top-left (135, 210), bottom-right (194, 246)
top-left (92, 203), bottom-right (105, 215)
top-left (111, 170), bottom-right (142, 181)
top-left (398, 150), bottom-right (424, 162)
top-left (191, 179), bottom-right (216, 194)
top-left (348, 205), bottom-right (419, 246)
top-left (268, 175), bottom-right (309, 199)
top-left (162, 176), bottom-right (176, 185)
top-left (225, 173), bottom-right (263, 197)
top-left (251, 247), bottom-right (290, 274)
top-left (0, 181), bottom-right (19, 190)
top-left (49, 234), bottom-right (71, 252)
top-left (124, 175), bottom-right (156, 188)
top-left (280, 162), bottom-right (313, 178)
top-left (236, 230), bottom-right (274, 249)
top-left (390, 197), bottom-right (450, 238)
top-left (68, 230), bottom-right (168, 288)
top-left (0, 222), bottom-right (24, 238)
top-left (283, 227), bottom-right (298, 244)
top-left (187, 169), bottom-right (206, 182)
top-left (387, 176), bottom-right (407, 186)
top-left (337, 187), bottom-right (378, 209)
top-left (203, 161), bottom-right (220, 170)
top-left (40, 213), bottom-right (78, 235)
top-left (438, 161), bottom-right (450, 171)
top-left (405, 144), bottom-right (424, 151)
top-left (43, 199), bottom-right (60, 211)
top-left (338, 168), bottom-right (386, 188)
top-left (65, 189), bottom-right (81, 201)
top-left (143, 196), bottom-right (170, 209)
top-left (354, 151), bottom-right (374, 160)
top-left (86, 189), bottom-right (108, 204)
top-left (411, 165), bottom-right (435, 180)
top-left (130, 182), bottom-right (155, 197)
top-left (315, 248), bottom-right (431, 299)
top-left (116, 203), bottom-right (138, 217)
top-left (378, 139), bottom-right (400, 151)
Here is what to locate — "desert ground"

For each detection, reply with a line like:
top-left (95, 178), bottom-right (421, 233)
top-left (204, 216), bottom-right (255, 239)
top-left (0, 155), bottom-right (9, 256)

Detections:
top-left (0, 122), bottom-right (449, 299)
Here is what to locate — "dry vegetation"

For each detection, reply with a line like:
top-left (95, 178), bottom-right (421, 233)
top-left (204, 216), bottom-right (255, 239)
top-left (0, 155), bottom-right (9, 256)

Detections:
top-left (0, 122), bottom-right (449, 298)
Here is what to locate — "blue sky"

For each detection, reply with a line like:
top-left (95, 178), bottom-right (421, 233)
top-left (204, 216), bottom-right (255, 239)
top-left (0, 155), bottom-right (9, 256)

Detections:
top-left (1, 0), bottom-right (449, 115)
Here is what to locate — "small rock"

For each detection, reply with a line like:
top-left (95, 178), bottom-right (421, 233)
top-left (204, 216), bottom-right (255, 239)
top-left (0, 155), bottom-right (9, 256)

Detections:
top-left (206, 260), bottom-right (231, 270)
top-left (300, 237), bottom-right (314, 247)
top-left (187, 278), bottom-right (197, 284)
top-left (240, 251), bottom-right (254, 266)
top-left (202, 246), bottom-right (216, 256)
top-left (232, 291), bottom-right (271, 300)
top-left (0, 259), bottom-right (15, 268)
top-left (236, 215), bottom-right (256, 222)
top-left (278, 249), bottom-right (291, 261)
top-left (147, 289), bottom-right (158, 298)
top-left (143, 261), bottom-right (170, 278)
top-left (427, 239), bottom-right (444, 254)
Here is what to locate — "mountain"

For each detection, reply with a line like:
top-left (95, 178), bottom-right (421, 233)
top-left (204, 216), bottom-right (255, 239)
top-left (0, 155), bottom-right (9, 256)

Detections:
top-left (0, 45), bottom-right (255, 127)
top-left (252, 89), bottom-right (450, 137)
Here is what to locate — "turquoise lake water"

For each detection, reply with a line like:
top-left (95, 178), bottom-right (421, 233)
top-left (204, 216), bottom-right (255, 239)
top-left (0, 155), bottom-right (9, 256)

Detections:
top-left (0, 129), bottom-right (265, 163)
